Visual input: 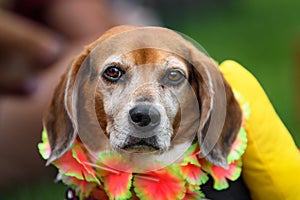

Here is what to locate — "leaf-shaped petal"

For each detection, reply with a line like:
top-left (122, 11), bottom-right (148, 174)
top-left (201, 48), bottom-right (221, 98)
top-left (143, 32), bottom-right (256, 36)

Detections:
top-left (183, 187), bottom-right (205, 200)
top-left (133, 167), bottom-right (185, 200)
top-left (38, 128), bottom-right (51, 160)
top-left (62, 175), bottom-right (97, 200)
top-left (180, 162), bottom-right (208, 186)
top-left (202, 159), bottom-right (242, 190)
top-left (96, 152), bottom-right (133, 200)
top-left (53, 142), bottom-right (99, 184)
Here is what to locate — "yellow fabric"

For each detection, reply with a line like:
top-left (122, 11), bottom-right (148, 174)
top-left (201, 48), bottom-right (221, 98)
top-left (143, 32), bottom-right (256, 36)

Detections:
top-left (219, 60), bottom-right (300, 200)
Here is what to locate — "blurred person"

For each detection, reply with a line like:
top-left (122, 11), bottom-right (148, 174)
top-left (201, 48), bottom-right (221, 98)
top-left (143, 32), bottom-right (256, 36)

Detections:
top-left (0, 0), bottom-right (161, 188)
top-left (0, 0), bottom-right (116, 187)
top-left (0, 0), bottom-right (115, 95)
top-left (0, 9), bottom-right (62, 95)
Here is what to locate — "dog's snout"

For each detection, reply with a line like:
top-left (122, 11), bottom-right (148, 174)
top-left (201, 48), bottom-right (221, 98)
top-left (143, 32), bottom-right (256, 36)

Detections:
top-left (129, 105), bottom-right (160, 129)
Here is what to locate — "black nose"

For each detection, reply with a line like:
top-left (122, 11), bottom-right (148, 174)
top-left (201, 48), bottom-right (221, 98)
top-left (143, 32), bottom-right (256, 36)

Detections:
top-left (129, 105), bottom-right (161, 129)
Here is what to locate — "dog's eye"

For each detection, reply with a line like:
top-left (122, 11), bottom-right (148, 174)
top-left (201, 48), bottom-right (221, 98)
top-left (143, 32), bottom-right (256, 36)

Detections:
top-left (164, 69), bottom-right (185, 85)
top-left (103, 66), bottom-right (124, 82)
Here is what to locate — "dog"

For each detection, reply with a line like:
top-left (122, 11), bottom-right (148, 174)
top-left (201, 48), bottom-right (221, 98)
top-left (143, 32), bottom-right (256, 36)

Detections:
top-left (43, 26), bottom-right (242, 172)
top-left (42, 25), bottom-right (249, 199)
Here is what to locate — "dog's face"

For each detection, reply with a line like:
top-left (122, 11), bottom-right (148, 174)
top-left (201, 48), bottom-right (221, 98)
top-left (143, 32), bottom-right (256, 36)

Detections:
top-left (96, 49), bottom-right (193, 153)
top-left (44, 26), bottom-right (242, 168)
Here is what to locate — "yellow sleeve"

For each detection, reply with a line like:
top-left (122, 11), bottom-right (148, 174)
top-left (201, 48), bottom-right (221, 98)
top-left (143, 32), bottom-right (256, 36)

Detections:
top-left (219, 60), bottom-right (300, 200)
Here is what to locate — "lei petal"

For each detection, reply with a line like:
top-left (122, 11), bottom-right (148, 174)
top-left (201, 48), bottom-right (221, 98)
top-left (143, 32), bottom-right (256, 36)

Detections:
top-left (37, 128), bottom-right (51, 159)
top-left (62, 175), bottom-right (97, 199)
top-left (72, 144), bottom-right (100, 183)
top-left (180, 162), bottom-right (209, 186)
top-left (96, 152), bottom-right (133, 200)
top-left (100, 172), bottom-right (132, 200)
top-left (242, 102), bottom-right (251, 121)
top-left (227, 127), bottom-right (247, 163)
top-left (180, 143), bottom-right (208, 187)
top-left (181, 144), bottom-right (201, 167)
top-left (233, 90), bottom-right (250, 124)
top-left (53, 142), bottom-right (99, 184)
top-left (201, 159), bottom-right (242, 190)
top-left (183, 187), bottom-right (205, 200)
top-left (183, 143), bottom-right (200, 158)
top-left (133, 167), bottom-right (185, 200)
top-left (227, 91), bottom-right (249, 163)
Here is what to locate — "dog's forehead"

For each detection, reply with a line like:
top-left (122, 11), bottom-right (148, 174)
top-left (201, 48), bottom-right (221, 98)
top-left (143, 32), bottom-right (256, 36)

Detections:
top-left (123, 49), bottom-right (178, 65)
top-left (102, 49), bottom-right (189, 73)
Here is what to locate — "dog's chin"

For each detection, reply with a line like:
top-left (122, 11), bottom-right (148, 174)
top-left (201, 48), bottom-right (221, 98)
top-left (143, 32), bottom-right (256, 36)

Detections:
top-left (117, 135), bottom-right (161, 153)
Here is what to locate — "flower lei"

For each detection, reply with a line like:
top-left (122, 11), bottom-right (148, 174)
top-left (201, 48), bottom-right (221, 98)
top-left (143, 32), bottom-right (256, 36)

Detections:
top-left (38, 92), bottom-right (249, 200)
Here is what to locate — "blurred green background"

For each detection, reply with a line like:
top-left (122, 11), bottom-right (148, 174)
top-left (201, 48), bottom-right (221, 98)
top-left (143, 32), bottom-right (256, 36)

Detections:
top-left (2, 0), bottom-right (299, 199)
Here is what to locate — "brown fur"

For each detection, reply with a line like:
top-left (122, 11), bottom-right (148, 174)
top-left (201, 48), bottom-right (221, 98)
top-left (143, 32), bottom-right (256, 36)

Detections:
top-left (43, 26), bottom-right (242, 167)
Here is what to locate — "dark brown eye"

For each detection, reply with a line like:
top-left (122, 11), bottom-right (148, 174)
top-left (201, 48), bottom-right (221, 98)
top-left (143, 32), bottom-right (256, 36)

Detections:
top-left (164, 69), bottom-right (185, 85)
top-left (103, 66), bottom-right (124, 82)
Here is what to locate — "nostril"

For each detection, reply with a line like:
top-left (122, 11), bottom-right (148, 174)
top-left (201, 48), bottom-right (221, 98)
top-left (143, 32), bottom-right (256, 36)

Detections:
top-left (129, 105), bottom-right (161, 128)
top-left (148, 107), bottom-right (160, 125)
top-left (131, 111), bottom-right (151, 127)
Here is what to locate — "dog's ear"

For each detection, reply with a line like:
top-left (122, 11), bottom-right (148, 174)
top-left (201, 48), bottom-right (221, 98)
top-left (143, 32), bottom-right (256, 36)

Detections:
top-left (42, 26), bottom-right (138, 165)
top-left (189, 48), bottom-right (242, 168)
top-left (43, 50), bottom-right (90, 165)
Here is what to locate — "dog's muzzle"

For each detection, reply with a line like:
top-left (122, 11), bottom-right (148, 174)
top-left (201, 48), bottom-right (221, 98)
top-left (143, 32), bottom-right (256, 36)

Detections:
top-left (124, 104), bottom-right (162, 152)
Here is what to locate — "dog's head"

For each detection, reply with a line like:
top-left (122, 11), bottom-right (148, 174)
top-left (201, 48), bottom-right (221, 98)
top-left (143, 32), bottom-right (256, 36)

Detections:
top-left (44, 26), bottom-right (242, 168)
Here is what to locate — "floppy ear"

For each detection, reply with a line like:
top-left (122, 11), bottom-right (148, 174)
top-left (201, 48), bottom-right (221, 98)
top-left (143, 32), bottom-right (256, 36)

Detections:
top-left (42, 26), bottom-right (138, 165)
top-left (189, 50), bottom-right (242, 168)
top-left (43, 50), bottom-right (90, 165)
top-left (43, 69), bottom-right (75, 165)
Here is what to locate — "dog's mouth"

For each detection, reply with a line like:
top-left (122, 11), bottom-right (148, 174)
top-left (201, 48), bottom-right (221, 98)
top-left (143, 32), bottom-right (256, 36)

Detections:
top-left (122, 136), bottom-right (160, 153)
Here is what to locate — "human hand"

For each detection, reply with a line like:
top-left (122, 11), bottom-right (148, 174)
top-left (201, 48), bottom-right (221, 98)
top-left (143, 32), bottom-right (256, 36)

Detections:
top-left (0, 10), bottom-right (64, 95)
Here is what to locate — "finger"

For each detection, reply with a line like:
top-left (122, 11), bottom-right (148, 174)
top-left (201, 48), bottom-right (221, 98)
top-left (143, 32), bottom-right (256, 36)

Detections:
top-left (0, 10), bottom-right (64, 68)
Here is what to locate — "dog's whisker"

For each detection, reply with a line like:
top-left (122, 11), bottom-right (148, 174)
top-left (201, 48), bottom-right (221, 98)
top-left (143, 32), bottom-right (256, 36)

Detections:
top-left (134, 174), bottom-right (160, 182)
top-left (83, 161), bottom-right (120, 174)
